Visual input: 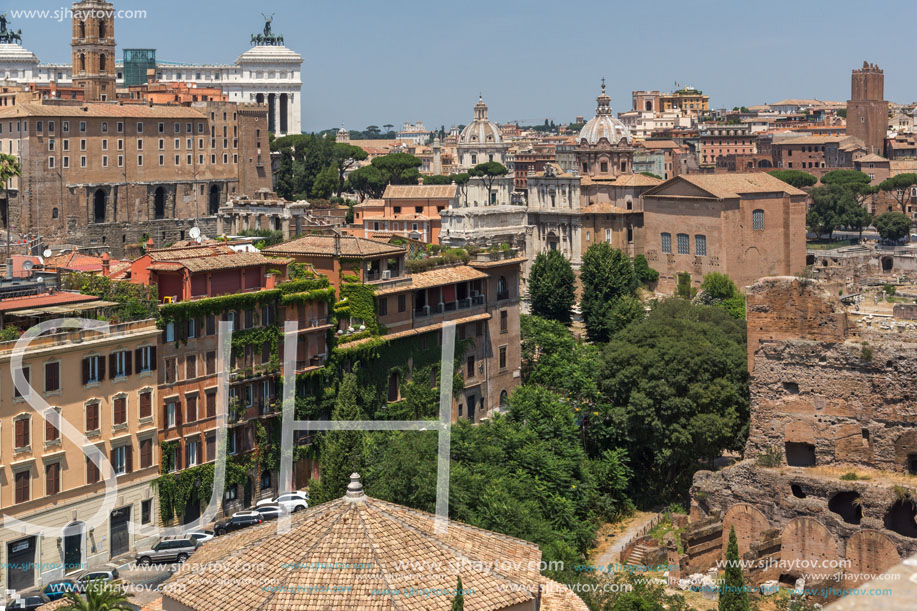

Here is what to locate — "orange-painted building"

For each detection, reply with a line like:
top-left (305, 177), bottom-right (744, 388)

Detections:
top-left (350, 184), bottom-right (457, 244)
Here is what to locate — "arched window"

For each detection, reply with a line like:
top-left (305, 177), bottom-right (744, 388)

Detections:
top-left (753, 209), bottom-right (765, 231)
top-left (499, 390), bottom-right (508, 407)
top-left (79, 53), bottom-right (86, 73)
top-left (660, 232), bottom-right (672, 254)
top-left (78, 21), bottom-right (85, 39)
top-left (51, 207), bottom-right (59, 219)
top-left (676, 233), bottom-right (690, 255)
top-left (99, 21), bottom-right (106, 39)
top-left (695, 234), bottom-right (707, 256)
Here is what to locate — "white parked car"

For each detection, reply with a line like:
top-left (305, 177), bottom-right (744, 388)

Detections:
top-left (256, 491), bottom-right (308, 513)
top-left (187, 530), bottom-right (214, 544)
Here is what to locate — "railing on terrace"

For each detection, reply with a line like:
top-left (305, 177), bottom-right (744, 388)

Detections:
top-left (0, 318), bottom-right (158, 352)
top-left (415, 296), bottom-right (485, 317)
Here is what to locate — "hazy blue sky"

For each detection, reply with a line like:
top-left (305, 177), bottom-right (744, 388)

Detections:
top-left (12, 0), bottom-right (917, 132)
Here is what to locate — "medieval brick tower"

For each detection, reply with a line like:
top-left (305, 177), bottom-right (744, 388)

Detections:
top-left (71, 0), bottom-right (116, 101)
top-left (846, 61), bottom-right (888, 155)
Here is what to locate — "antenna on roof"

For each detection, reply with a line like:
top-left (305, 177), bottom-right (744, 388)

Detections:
top-left (189, 227), bottom-right (201, 240)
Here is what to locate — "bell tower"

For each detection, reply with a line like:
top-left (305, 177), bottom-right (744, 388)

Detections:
top-left (71, 0), bottom-right (116, 101)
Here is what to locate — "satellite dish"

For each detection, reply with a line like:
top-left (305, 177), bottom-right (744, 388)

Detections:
top-left (21, 260), bottom-right (33, 271)
top-left (195, 237), bottom-right (203, 244)
top-left (189, 227), bottom-right (201, 239)
top-left (43, 249), bottom-right (52, 258)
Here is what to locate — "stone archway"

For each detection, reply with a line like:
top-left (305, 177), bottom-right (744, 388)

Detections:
top-left (154, 187), bottom-right (166, 219)
top-left (780, 518), bottom-right (838, 577)
top-left (722, 503), bottom-right (770, 559)
top-left (209, 185), bottom-right (221, 215)
top-left (93, 189), bottom-right (106, 223)
top-left (844, 530), bottom-right (900, 586)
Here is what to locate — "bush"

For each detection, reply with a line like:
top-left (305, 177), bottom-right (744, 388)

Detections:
top-left (633, 254), bottom-right (659, 286)
top-left (756, 446), bottom-right (782, 467)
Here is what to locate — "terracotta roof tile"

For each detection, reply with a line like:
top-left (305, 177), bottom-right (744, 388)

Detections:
top-left (0, 102), bottom-right (207, 119)
top-left (382, 185), bottom-right (457, 199)
top-left (264, 235), bottom-right (405, 258)
top-left (160, 486), bottom-right (559, 611)
top-left (373, 265), bottom-right (489, 295)
top-left (0, 291), bottom-right (98, 313)
top-left (646, 172), bottom-right (807, 199)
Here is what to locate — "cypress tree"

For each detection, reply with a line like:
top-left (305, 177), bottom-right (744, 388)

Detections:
top-left (719, 526), bottom-right (750, 611)
top-left (451, 576), bottom-right (464, 611)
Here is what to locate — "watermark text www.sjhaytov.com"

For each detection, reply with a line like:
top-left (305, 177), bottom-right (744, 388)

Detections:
top-left (9, 8), bottom-right (147, 22)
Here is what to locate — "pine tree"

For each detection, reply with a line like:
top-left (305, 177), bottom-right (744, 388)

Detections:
top-left (719, 526), bottom-right (750, 611)
top-left (308, 374), bottom-right (366, 504)
top-left (451, 576), bottom-right (464, 611)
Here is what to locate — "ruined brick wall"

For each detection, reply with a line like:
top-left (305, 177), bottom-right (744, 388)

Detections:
top-left (745, 277), bottom-right (848, 373)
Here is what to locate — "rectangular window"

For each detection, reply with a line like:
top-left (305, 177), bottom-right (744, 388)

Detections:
top-left (45, 409), bottom-right (60, 442)
top-left (186, 355), bottom-right (196, 379)
top-left (661, 232), bottom-right (672, 254)
top-left (139, 391), bottom-right (152, 419)
top-left (677, 233), bottom-right (690, 255)
top-left (11, 366), bottom-right (29, 399)
top-left (102, 155), bottom-right (108, 167)
top-left (187, 440), bottom-right (199, 467)
top-left (166, 401), bottom-right (176, 428)
top-left (113, 396), bottom-right (127, 425)
top-left (137, 345), bottom-right (155, 372)
top-left (101, 121), bottom-right (107, 133)
top-left (467, 355), bottom-right (475, 378)
top-left (141, 499), bottom-right (152, 524)
top-left (87, 457), bottom-right (100, 484)
top-left (500, 310), bottom-right (508, 333)
top-left (48, 156), bottom-right (55, 169)
top-left (117, 139), bottom-right (123, 150)
top-left (165, 358), bottom-right (176, 384)
top-left (186, 395), bottom-right (197, 422)
top-left (82, 355), bottom-right (104, 384)
top-left (398, 294), bottom-right (406, 312)
top-left (15, 471), bottom-right (29, 503)
top-left (80, 156), bottom-right (86, 168)
top-left (137, 155), bottom-right (143, 166)
top-left (14, 417), bottom-right (29, 448)
top-left (79, 121), bottom-right (86, 133)
top-left (695, 234), bottom-right (707, 256)
top-left (85, 402), bottom-right (99, 432)
top-left (112, 446), bottom-right (127, 475)
top-left (45, 462), bottom-right (60, 496)
top-left (116, 122), bottom-right (123, 133)
top-left (140, 438), bottom-right (153, 469)
top-left (63, 121), bottom-right (69, 132)
top-left (499, 345), bottom-right (507, 369)
top-left (379, 297), bottom-right (388, 316)
top-left (206, 351), bottom-right (216, 375)
top-left (137, 122), bottom-right (143, 133)
top-left (117, 155), bottom-right (123, 167)
top-left (753, 209), bottom-right (765, 231)
top-left (63, 139), bottom-right (69, 151)
top-left (187, 318), bottom-right (196, 339)
top-left (111, 350), bottom-right (130, 378)
top-left (206, 391), bottom-right (216, 418)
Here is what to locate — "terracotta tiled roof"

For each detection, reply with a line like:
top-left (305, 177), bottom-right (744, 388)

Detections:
top-left (45, 252), bottom-right (127, 272)
top-left (646, 172), bottom-right (807, 199)
top-left (156, 252), bottom-right (276, 273)
top-left (857, 153), bottom-right (888, 162)
top-left (264, 235), bottom-right (405, 258)
top-left (147, 244), bottom-right (236, 261)
top-left (373, 265), bottom-right (489, 295)
top-left (0, 102), bottom-right (207, 119)
top-left (0, 291), bottom-right (98, 313)
top-left (540, 577), bottom-right (591, 611)
top-left (342, 312), bottom-right (491, 349)
top-left (353, 199), bottom-right (384, 208)
top-left (775, 135), bottom-right (849, 145)
top-left (580, 173), bottom-right (661, 187)
top-left (161, 481), bottom-right (553, 611)
top-left (640, 140), bottom-right (679, 150)
top-left (582, 202), bottom-right (631, 214)
top-left (383, 184), bottom-right (458, 199)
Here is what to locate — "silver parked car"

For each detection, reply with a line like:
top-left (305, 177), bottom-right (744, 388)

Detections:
top-left (135, 538), bottom-right (199, 565)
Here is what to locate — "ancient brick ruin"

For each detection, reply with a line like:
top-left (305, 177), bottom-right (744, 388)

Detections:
top-left (683, 276), bottom-right (917, 601)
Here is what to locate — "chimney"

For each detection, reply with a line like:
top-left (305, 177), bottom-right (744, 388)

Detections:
top-left (146, 237), bottom-right (155, 250)
top-left (333, 231), bottom-right (341, 257)
top-left (264, 270), bottom-right (276, 290)
top-left (101, 252), bottom-right (110, 277)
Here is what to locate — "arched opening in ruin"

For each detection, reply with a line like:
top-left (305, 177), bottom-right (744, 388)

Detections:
top-left (154, 187), bottom-right (165, 219)
top-left (882, 257), bottom-right (893, 272)
top-left (806, 254), bottom-right (816, 265)
top-left (785, 442), bottom-right (815, 467)
top-left (93, 189), bottom-right (106, 223)
top-left (828, 491), bottom-right (862, 525)
top-left (209, 185), bottom-right (220, 215)
top-left (884, 500), bottom-right (917, 538)
top-left (909, 454), bottom-right (917, 475)
top-left (778, 573), bottom-right (798, 587)
top-left (791, 484), bottom-right (806, 498)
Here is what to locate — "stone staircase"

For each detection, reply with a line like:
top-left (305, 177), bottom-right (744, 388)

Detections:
top-left (625, 543), bottom-right (652, 567)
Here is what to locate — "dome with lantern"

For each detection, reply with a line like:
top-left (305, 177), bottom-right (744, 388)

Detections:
top-left (458, 96), bottom-right (503, 146)
top-left (578, 79), bottom-right (633, 146)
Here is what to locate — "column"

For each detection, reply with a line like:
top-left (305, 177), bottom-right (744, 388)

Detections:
top-left (273, 94), bottom-right (281, 135)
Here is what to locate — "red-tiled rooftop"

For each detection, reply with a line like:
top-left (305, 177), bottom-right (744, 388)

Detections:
top-left (0, 291), bottom-right (98, 313)
top-left (264, 235), bottom-right (405, 258)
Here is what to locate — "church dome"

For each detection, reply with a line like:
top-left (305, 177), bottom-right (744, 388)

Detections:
top-left (578, 80), bottom-right (632, 146)
top-left (458, 97), bottom-right (503, 145)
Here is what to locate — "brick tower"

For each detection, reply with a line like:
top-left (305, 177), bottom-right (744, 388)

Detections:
top-left (846, 61), bottom-right (888, 155)
top-left (71, 0), bottom-right (116, 101)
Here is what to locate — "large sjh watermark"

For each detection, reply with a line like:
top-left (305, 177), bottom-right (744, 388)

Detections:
top-left (2, 317), bottom-right (456, 543)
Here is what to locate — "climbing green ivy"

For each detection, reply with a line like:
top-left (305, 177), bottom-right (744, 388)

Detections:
top-left (281, 287), bottom-right (336, 306)
top-left (335, 282), bottom-right (379, 334)
top-left (159, 290), bottom-right (281, 326)
top-left (153, 452), bottom-right (252, 523)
